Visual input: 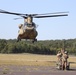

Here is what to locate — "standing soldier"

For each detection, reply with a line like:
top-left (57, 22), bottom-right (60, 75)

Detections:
top-left (57, 51), bottom-right (62, 63)
top-left (56, 51), bottom-right (62, 69)
top-left (62, 51), bottom-right (69, 70)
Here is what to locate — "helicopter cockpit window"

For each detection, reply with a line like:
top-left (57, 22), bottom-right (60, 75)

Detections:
top-left (24, 18), bottom-right (36, 29)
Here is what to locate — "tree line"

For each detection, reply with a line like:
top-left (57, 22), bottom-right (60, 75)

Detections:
top-left (0, 39), bottom-right (76, 55)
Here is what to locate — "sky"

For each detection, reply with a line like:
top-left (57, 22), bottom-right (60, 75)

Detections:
top-left (0, 0), bottom-right (76, 40)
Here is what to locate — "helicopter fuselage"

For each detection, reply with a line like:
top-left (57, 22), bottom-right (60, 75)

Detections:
top-left (17, 25), bottom-right (38, 42)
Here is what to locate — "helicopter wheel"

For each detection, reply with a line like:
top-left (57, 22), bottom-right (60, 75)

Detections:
top-left (34, 38), bottom-right (37, 42)
top-left (32, 38), bottom-right (37, 43)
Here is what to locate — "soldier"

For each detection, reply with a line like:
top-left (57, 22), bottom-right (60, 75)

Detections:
top-left (56, 51), bottom-right (62, 69)
top-left (62, 51), bottom-right (69, 70)
top-left (57, 51), bottom-right (62, 63)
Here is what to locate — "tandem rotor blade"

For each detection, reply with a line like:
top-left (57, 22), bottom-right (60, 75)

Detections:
top-left (0, 9), bottom-right (68, 18)
top-left (33, 11), bottom-right (69, 16)
top-left (0, 9), bottom-right (27, 19)
top-left (0, 9), bottom-right (23, 15)
top-left (34, 14), bottom-right (68, 18)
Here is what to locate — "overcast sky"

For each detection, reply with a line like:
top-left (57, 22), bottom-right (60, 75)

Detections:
top-left (0, 0), bottom-right (76, 40)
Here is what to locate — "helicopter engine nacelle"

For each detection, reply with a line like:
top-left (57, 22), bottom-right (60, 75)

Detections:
top-left (18, 24), bottom-right (23, 29)
top-left (18, 29), bottom-right (24, 35)
top-left (18, 24), bottom-right (24, 35)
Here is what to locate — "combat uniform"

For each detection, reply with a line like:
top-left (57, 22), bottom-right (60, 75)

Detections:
top-left (57, 51), bottom-right (62, 64)
top-left (62, 51), bottom-right (69, 70)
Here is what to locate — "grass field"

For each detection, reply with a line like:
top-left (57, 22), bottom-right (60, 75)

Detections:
top-left (0, 54), bottom-right (76, 67)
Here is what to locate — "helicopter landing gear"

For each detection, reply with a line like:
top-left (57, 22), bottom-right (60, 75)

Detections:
top-left (17, 36), bottom-right (21, 42)
top-left (32, 38), bottom-right (37, 43)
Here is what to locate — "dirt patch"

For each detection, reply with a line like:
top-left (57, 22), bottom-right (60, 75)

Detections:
top-left (0, 65), bottom-right (76, 75)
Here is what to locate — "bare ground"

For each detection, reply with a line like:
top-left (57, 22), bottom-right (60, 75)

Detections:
top-left (0, 65), bottom-right (76, 75)
top-left (0, 54), bottom-right (76, 75)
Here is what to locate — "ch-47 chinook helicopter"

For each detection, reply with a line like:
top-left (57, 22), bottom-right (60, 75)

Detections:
top-left (0, 9), bottom-right (68, 43)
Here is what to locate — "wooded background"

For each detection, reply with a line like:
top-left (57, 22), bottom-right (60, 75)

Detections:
top-left (0, 39), bottom-right (76, 55)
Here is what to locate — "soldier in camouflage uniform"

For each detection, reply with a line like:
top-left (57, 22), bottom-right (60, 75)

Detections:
top-left (62, 51), bottom-right (69, 70)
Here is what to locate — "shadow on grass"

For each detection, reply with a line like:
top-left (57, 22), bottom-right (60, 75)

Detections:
top-left (70, 62), bottom-right (76, 64)
top-left (69, 68), bottom-right (76, 71)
